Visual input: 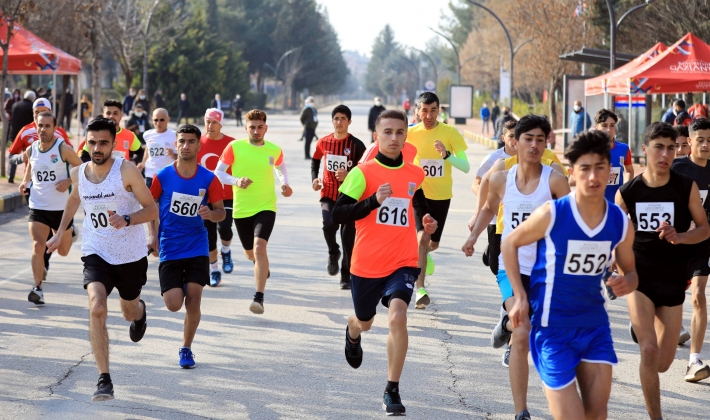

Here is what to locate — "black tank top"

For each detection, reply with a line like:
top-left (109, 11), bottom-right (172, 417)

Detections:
top-left (619, 170), bottom-right (694, 258)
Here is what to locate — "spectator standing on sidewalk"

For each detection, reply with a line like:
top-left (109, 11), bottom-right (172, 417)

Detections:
top-left (177, 93), bottom-right (189, 124)
top-left (4, 88), bottom-right (20, 121)
top-left (403, 97), bottom-right (411, 116)
top-left (61, 88), bottom-right (74, 131)
top-left (134, 89), bottom-right (151, 115)
top-left (494, 106), bottom-right (515, 147)
top-left (123, 87), bottom-right (136, 115)
top-left (480, 102), bottom-right (491, 136)
top-left (367, 97), bottom-right (386, 143)
top-left (300, 96), bottom-right (318, 159)
top-left (7, 90), bottom-right (35, 183)
top-left (210, 93), bottom-right (222, 110)
top-left (491, 100), bottom-right (500, 124)
top-left (154, 89), bottom-right (166, 109)
top-left (80, 94), bottom-right (93, 135)
top-left (233, 94), bottom-right (244, 127)
top-left (569, 100), bottom-right (591, 136)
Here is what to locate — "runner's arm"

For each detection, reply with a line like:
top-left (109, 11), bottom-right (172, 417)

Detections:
top-left (623, 149), bottom-right (634, 181)
top-left (46, 168), bottom-right (82, 253)
top-left (463, 172), bottom-right (505, 256)
top-left (608, 222), bottom-right (638, 297)
top-left (469, 159), bottom-right (505, 229)
top-left (331, 193), bottom-right (379, 224)
top-left (412, 188), bottom-right (431, 227)
top-left (549, 171), bottom-right (572, 199)
top-left (310, 158), bottom-right (321, 180)
top-left (61, 142), bottom-right (84, 167)
top-left (471, 177), bottom-right (482, 195)
top-left (614, 189), bottom-right (629, 213)
top-left (446, 150), bottom-right (470, 173)
top-left (120, 161), bottom-right (158, 225)
top-left (676, 181), bottom-right (710, 245)
top-left (213, 161), bottom-right (241, 186)
top-left (274, 161), bottom-right (289, 186)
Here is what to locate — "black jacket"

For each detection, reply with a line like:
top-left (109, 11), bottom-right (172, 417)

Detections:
top-left (368, 105), bottom-right (386, 131)
top-left (300, 107), bottom-right (318, 130)
top-left (178, 99), bottom-right (190, 112)
top-left (9, 99), bottom-right (33, 140)
top-left (154, 93), bottom-right (165, 109)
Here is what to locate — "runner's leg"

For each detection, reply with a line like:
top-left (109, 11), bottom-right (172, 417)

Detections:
top-left (340, 221), bottom-right (355, 288)
top-left (690, 276), bottom-right (708, 356)
top-left (387, 297), bottom-right (408, 382)
top-left (576, 361), bottom-right (613, 420)
top-left (253, 238), bottom-right (269, 293)
top-left (627, 290), bottom-right (663, 419)
top-left (28, 221), bottom-right (50, 287)
top-left (543, 382), bottom-right (585, 420)
top-left (119, 295), bottom-right (145, 323)
top-left (415, 230), bottom-right (429, 290)
top-left (87, 282), bottom-right (110, 374)
top-left (505, 295), bottom-right (530, 414)
top-left (655, 305), bottom-right (683, 373)
top-left (183, 282), bottom-right (203, 347)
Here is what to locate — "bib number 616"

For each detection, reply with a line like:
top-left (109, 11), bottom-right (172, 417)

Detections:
top-left (376, 197), bottom-right (410, 227)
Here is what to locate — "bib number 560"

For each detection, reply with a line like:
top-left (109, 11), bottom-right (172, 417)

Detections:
top-left (171, 200), bottom-right (198, 216)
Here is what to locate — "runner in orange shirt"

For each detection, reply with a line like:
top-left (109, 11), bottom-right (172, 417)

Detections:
top-left (80, 99), bottom-right (143, 163)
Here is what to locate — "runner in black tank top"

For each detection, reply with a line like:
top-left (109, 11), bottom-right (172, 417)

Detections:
top-left (616, 122), bottom-right (710, 419)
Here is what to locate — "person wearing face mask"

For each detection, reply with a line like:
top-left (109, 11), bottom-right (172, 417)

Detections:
top-left (368, 97), bottom-right (386, 143)
top-left (300, 96), bottom-right (318, 159)
top-left (126, 102), bottom-right (152, 143)
top-left (569, 100), bottom-right (591, 137)
top-left (494, 106), bottom-right (516, 147)
top-left (133, 89), bottom-right (151, 115)
top-left (4, 88), bottom-right (21, 121)
top-left (123, 88), bottom-right (137, 115)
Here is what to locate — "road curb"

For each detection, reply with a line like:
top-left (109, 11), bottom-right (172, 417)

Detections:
top-left (462, 129), bottom-right (497, 149)
top-left (0, 191), bottom-right (26, 213)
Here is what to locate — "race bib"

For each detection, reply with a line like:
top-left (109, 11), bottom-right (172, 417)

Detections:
top-left (112, 150), bottom-right (125, 160)
top-left (376, 197), bottom-right (410, 227)
top-left (325, 154), bottom-right (347, 172)
top-left (170, 192), bottom-right (203, 217)
top-left (608, 167), bottom-right (621, 185)
top-left (149, 145), bottom-right (167, 157)
top-left (87, 202), bottom-right (117, 230)
top-left (33, 164), bottom-right (56, 183)
top-left (563, 240), bottom-right (611, 276)
top-left (420, 159), bottom-right (444, 178)
top-left (506, 201), bottom-right (536, 229)
top-left (635, 202), bottom-right (674, 231)
top-left (700, 190), bottom-right (708, 205)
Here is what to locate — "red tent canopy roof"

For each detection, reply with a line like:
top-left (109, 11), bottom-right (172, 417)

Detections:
top-left (0, 16), bottom-right (81, 75)
top-left (585, 42), bottom-right (667, 96)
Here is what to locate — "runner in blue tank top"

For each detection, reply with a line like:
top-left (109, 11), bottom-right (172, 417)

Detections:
top-left (501, 131), bottom-right (638, 420)
top-left (148, 124), bottom-right (226, 369)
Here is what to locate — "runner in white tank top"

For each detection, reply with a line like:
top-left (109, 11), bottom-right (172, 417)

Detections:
top-left (47, 117), bottom-right (158, 402)
top-left (19, 112), bottom-right (83, 305)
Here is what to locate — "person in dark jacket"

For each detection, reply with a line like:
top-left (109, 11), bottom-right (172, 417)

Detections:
top-left (233, 94), bottom-right (244, 126)
top-left (123, 87), bottom-right (136, 115)
top-left (133, 89), bottom-right (150, 114)
top-left (154, 89), bottom-right (165, 109)
top-left (673, 99), bottom-right (692, 126)
top-left (7, 90), bottom-right (36, 183)
top-left (494, 106), bottom-right (515, 147)
top-left (491, 100), bottom-right (500, 124)
top-left (4, 88), bottom-right (20, 119)
top-left (367, 96), bottom-right (386, 143)
top-left (61, 89), bottom-right (74, 130)
top-left (300, 96), bottom-right (318, 159)
top-left (177, 93), bottom-right (189, 124)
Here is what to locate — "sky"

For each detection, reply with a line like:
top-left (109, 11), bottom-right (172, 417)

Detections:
top-left (316, 0), bottom-right (453, 56)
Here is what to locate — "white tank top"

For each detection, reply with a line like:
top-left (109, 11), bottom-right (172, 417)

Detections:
top-left (79, 157), bottom-right (147, 265)
top-left (499, 164), bottom-right (553, 275)
top-left (29, 139), bottom-right (70, 211)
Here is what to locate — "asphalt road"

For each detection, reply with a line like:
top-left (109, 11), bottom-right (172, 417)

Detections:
top-left (0, 100), bottom-right (708, 419)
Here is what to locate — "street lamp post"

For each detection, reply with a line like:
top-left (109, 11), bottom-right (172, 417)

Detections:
top-left (410, 47), bottom-right (438, 92)
top-left (263, 47), bottom-right (300, 110)
top-left (429, 28), bottom-right (461, 85)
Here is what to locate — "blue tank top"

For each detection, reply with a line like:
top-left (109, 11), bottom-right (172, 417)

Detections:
top-left (154, 164), bottom-right (217, 262)
top-left (529, 194), bottom-right (627, 328)
top-left (605, 141), bottom-right (629, 202)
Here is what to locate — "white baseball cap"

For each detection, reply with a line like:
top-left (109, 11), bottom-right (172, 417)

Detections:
top-left (205, 108), bottom-right (223, 124)
top-left (33, 98), bottom-right (51, 110)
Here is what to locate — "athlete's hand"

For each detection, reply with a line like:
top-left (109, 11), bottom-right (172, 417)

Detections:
top-left (197, 204), bottom-right (212, 220)
top-left (22, 153), bottom-right (28, 165)
top-left (46, 232), bottom-right (63, 253)
top-left (422, 214), bottom-right (437, 235)
top-left (606, 273), bottom-right (634, 298)
top-left (107, 210), bottom-right (127, 229)
top-left (237, 177), bottom-right (253, 189)
top-left (461, 235), bottom-right (477, 257)
top-left (136, 162), bottom-right (145, 171)
top-left (166, 149), bottom-right (177, 159)
top-left (657, 222), bottom-right (679, 244)
top-left (376, 183), bottom-right (392, 204)
top-left (434, 140), bottom-right (447, 159)
top-left (312, 178), bottom-right (322, 191)
top-left (55, 178), bottom-right (72, 193)
top-left (335, 168), bottom-right (347, 182)
top-left (282, 184), bottom-right (293, 197)
top-left (148, 234), bottom-right (159, 254)
top-left (19, 181), bottom-right (29, 195)
top-left (509, 295), bottom-right (529, 329)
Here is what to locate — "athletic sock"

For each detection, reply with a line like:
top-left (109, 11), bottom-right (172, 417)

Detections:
top-left (690, 353), bottom-right (701, 365)
top-left (221, 245), bottom-right (230, 254)
top-left (385, 381), bottom-right (399, 393)
top-left (181, 346), bottom-right (190, 350)
top-left (254, 291), bottom-right (264, 301)
top-left (346, 329), bottom-right (360, 344)
top-left (210, 261), bottom-right (218, 272)
top-left (99, 373), bottom-right (111, 383)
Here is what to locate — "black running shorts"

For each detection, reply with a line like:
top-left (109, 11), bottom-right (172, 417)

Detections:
top-left (159, 256), bottom-right (210, 295)
top-left (415, 198), bottom-right (450, 243)
top-left (28, 208), bottom-right (73, 232)
top-left (635, 254), bottom-right (686, 308)
top-left (233, 210), bottom-right (276, 251)
top-left (82, 254), bottom-right (148, 301)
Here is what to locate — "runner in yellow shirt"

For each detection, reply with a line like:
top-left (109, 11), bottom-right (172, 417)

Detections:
top-left (406, 92), bottom-right (470, 308)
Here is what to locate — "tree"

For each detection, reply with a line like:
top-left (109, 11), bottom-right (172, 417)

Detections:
top-left (365, 25), bottom-right (399, 97)
top-left (439, 0), bottom-right (478, 49)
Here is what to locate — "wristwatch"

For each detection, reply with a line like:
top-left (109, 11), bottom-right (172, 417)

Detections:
top-left (123, 215), bottom-right (131, 226)
top-left (444, 150), bottom-right (452, 160)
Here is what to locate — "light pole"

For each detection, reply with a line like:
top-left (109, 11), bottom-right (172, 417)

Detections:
top-left (429, 28), bottom-right (461, 85)
top-left (410, 47), bottom-right (438, 92)
top-left (604, 0), bottom-right (655, 72)
top-left (263, 47), bottom-right (300, 110)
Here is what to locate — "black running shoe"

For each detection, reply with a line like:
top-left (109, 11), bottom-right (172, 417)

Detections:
top-left (515, 409), bottom-right (531, 420)
top-left (382, 390), bottom-right (406, 416)
top-left (339, 278), bottom-right (351, 290)
top-left (344, 326), bottom-right (362, 369)
top-left (92, 377), bottom-right (114, 401)
top-left (129, 299), bottom-right (147, 343)
top-left (327, 251), bottom-right (341, 276)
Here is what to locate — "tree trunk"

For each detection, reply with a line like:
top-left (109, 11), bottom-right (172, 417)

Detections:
top-left (142, 0), bottom-right (162, 95)
top-left (90, 13), bottom-right (103, 122)
top-left (124, 70), bottom-right (133, 94)
top-left (549, 76), bottom-right (558, 128)
top-left (0, 23), bottom-right (14, 177)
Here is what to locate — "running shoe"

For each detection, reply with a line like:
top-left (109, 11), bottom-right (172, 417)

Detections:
top-left (491, 313), bottom-right (511, 348)
top-left (502, 345), bottom-right (511, 368)
top-left (382, 390), bottom-right (406, 416)
top-left (339, 278), bottom-right (351, 290)
top-left (415, 287), bottom-right (430, 309)
top-left (249, 298), bottom-right (264, 314)
top-left (515, 409), bottom-right (531, 420)
top-left (92, 377), bottom-right (114, 401)
top-left (629, 322), bottom-right (638, 344)
top-left (221, 250), bottom-right (234, 273)
top-left (679, 326), bottom-right (691, 345)
top-left (28, 286), bottom-right (44, 305)
top-left (685, 360), bottom-right (710, 382)
top-left (209, 271), bottom-right (221, 287)
top-left (344, 326), bottom-right (363, 369)
top-left (179, 347), bottom-right (196, 369)
top-left (426, 253), bottom-right (435, 275)
top-left (327, 251), bottom-right (341, 276)
top-left (129, 299), bottom-right (147, 343)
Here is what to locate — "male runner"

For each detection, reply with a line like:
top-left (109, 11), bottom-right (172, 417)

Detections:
top-left (670, 118), bottom-right (710, 381)
top-left (406, 92), bottom-right (470, 308)
top-left (214, 109), bottom-right (292, 314)
top-left (592, 109), bottom-right (634, 202)
top-left (331, 110), bottom-right (437, 416)
top-left (675, 125), bottom-right (690, 157)
top-left (503, 131), bottom-right (638, 420)
top-left (148, 124), bottom-right (225, 368)
top-left (19, 112), bottom-right (83, 304)
top-left (81, 100), bottom-right (143, 163)
top-left (47, 117), bottom-right (158, 401)
top-left (360, 138), bottom-right (417, 164)
top-left (617, 121), bottom-right (710, 419)
top-left (197, 108), bottom-right (236, 286)
top-left (138, 108), bottom-right (176, 188)
top-left (311, 105), bottom-right (366, 289)
top-left (463, 115), bottom-right (570, 420)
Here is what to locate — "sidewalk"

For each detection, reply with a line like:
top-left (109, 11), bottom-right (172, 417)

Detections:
top-left (0, 176), bottom-right (26, 213)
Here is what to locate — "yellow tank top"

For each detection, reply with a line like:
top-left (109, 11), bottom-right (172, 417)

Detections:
top-left (495, 156), bottom-right (554, 234)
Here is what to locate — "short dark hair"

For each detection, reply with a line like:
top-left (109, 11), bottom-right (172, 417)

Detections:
top-left (565, 130), bottom-right (611, 165)
top-left (415, 92), bottom-right (439, 108)
top-left (674, 99), bottom-right (686, 110)
top-left (689, 118), bottom-right (710, 135)
top-left (245, 109), bottom-right (267, 123)
top-left (375, 110), bottom-right (408, 129)
top-left (332, 104), bottom-right (352, 121)
top-left (86, 117), bottom-right (117, 141)
top-left (594, 108), bottom-right (618, 125)
top-left (36, 111), bottom-right (56, 126)
top-left (103, 99), bottom-right (123, 110)
top-left (676, 125), bottom-right (690, 138)
top-left (502, 119), bottom-right (517, 136)
top-left (176, 124), bottom-right (201, 139)
top-left (643, 121), bottom-right (677, 145)
top-left (515, 114), bottom-right (551, 139)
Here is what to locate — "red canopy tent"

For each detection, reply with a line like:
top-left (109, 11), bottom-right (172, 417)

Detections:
top-left (585, 42), bottom-right (667, 96)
